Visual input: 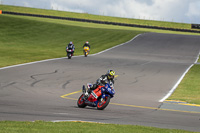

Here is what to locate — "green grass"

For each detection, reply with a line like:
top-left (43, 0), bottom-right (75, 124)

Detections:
top-left (1, 13), bottom-right (198, 68)
top-left (168, 65), bottom-right (200, 104)
top-left (0, 4), bottom-right (200, 132)
top-left (0, 14), bottom-right (143, 67)
top-left (0, 4), bottom-right (199, 31)
top-left (0, 5), bottom-right (200, 104)
top-left (0, 121), bottom-right (197, 133)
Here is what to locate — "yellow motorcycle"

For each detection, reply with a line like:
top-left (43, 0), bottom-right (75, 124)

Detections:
top-left (83, 46), bottom-right (90, 57)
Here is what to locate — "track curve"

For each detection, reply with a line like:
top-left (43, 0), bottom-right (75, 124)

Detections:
top-left (0, 33), bottom-right (200, 132)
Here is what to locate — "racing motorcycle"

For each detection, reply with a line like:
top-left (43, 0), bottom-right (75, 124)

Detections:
top-left (66, 47), bottom-right (74, 59)
top-left (83, 46), bottom-right (90, 57)
top-left (77, 83), bottom-right (115, 110)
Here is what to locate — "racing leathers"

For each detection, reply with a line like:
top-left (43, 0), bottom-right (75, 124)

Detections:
top-left (87, 74), bottom-right (114, 94)
top-left (83, 43), bottom-right (90, 49)
top-left (66, 43), bottom-right (75, 55)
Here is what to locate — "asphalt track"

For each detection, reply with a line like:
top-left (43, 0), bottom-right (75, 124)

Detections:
top-left (0, 33), bottom-right (200, 132)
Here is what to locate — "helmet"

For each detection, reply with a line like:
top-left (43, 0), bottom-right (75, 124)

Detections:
top-left (86, 41), bottom-right (89, 44)
top-left (107, 70), bottom-right (115, 80)
top-left (70, 41), bottom-right (73, 44)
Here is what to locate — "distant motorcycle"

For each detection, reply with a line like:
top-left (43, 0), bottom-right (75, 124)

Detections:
top-left (77, 83), bottom-right (115, 110)
top-left (66, 47), bottom-right (74, 59)
top-left (83, 46), bottom-right (90, 57)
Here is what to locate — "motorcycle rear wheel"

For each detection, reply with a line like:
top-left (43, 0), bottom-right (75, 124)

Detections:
top-left (77, 94), bottom-right (87, 108)
top-left (97, 96), bottom-right (110, 110)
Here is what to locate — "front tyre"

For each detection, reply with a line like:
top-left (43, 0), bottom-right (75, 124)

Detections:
top-left (77, 94), bottom-right (87, 108)
top-left (84, 52), bottom-right (87, 57)
top-left (97, 96), bottom-right (110, 110)
top-left (67, 53), bottom-right (72, 59)
top-left (68, 55), bottom-right (71, 59)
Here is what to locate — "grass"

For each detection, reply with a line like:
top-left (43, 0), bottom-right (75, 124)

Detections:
top-left (0, 4), bottom-right (199, 31)
top-left (168, 65), bottom-right (200, 104)
top-left (0, 5), bottom-right (200, 104)
top-left (1, 13), bottom-right (198, 68)
top-left (0, 5), bottom-right (200, 132)
top-left (0, 14), bottom-right (142, 67)
top-left (0, 121), bottom-right (197, 133)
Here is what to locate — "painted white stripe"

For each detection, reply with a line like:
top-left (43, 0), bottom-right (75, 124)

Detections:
top-left (91, 34), bottom-right (141, 56)
top-left (159, 51), bottom-right (200, 102)
top-left (0, 34), bottom-right (141, 70)
top-left (195, 51), bottom-right (200, 63)
top-left (0, 56), bottom-right (85, 70)
top-left (52, 120), bottom-right (82, 122)
top-left (0, 57), bottom-right (64, 70)
top-left (51, 120), bottom-right (102, 123)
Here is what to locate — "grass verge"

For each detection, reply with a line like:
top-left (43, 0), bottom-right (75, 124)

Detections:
top-left (168, 65), bottom-right (200, 104)
top-left (0, 14), bottom-right (142, 67)
top-left (0, 121), bottom-right (196, 133)
top-left (0, 5), bottom-right (200, 132)
top-left (0, 13), bottom-right (199, 68)
top-left (0, 4), bottom-right (199, 31)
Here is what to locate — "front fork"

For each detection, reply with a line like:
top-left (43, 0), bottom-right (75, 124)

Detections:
top-left (82, 85), bottom-right (86, 94)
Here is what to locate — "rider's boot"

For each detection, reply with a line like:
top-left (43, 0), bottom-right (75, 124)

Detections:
top-left (83, 85), bottom-right (89, 99)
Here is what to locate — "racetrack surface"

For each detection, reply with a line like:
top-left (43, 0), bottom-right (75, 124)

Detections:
top-left (0, 33), bottom-right (200, 132)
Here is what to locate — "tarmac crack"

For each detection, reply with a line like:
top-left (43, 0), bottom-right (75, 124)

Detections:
top-left (30, 69), bottom-right (58, 87)
top-left (62, 81), bottom-right (71, 89)
top-left (0, 82), bottom-right (16, 90)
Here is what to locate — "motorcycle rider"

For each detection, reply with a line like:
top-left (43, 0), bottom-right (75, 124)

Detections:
top-left (66, 41), bottom-right (75, 55)
top-left (84, 70), bottom-right (115, 97)
top-left (83, 41), bottom-right (90, 49)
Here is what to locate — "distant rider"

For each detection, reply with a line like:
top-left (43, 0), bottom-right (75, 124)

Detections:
top-left (85, 70), bottom-right (115, 97)
top-left (83, 41), bottom-right (90, 49)
top-left (66, 41), bottom-right (75, 55)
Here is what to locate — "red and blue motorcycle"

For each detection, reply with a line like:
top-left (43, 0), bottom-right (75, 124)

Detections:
top-left (77, 83), bottom-right (115, 110)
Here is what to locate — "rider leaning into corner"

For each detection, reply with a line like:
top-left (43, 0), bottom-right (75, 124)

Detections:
top-left (84, 70), bottom-right (115, 97)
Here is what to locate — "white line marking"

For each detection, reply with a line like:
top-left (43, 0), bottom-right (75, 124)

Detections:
top-left (0, 34), bottom-right (141, 71)
top-left (0, 57), bottom-right (63, 70)
top-left (0, 56), bottom-right (84, 70)
top-left (1, 34), bottom-right (199, 104)
top-left (91, 34), bottom-right (141, 56)
top-left (159, 51), bottom-right (200, 102)
top-left (52, 120), bottom-right (82, 122)
top-left (140, 61), bottom-right (153, 66)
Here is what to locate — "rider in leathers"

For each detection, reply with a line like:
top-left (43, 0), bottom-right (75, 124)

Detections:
top-left (85, 70), bottom-right (115, 97)
top-left (83, 41), bottom-right (90, 49)
top-left (66, 41), bottom-right (75, 55)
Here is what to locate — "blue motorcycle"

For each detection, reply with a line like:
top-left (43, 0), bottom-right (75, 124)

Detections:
top-left (77, 83), bottom-right (115, 110)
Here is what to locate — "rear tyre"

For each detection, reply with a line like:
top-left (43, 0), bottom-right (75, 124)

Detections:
top-left (97, 96), bottom-right (110, 110)
top-left (77, 94), bottom-right (87, 108)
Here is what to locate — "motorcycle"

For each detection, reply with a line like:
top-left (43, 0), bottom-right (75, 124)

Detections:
top-left (77, 83), bottom-right (115, 110)
top-left (83, 46), bottom-right (90, 57)
top-left (66, 47), bottom-right (74, 59)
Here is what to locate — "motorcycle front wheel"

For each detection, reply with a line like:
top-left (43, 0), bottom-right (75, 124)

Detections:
top-left (77, 94), bottom-right (87, 108)
top-left (68, 55), bottom-right (71, 59)
top-left (84, 52), bottom-right (87, 57)
top-left (97, 96), bottom-right (110, 110)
